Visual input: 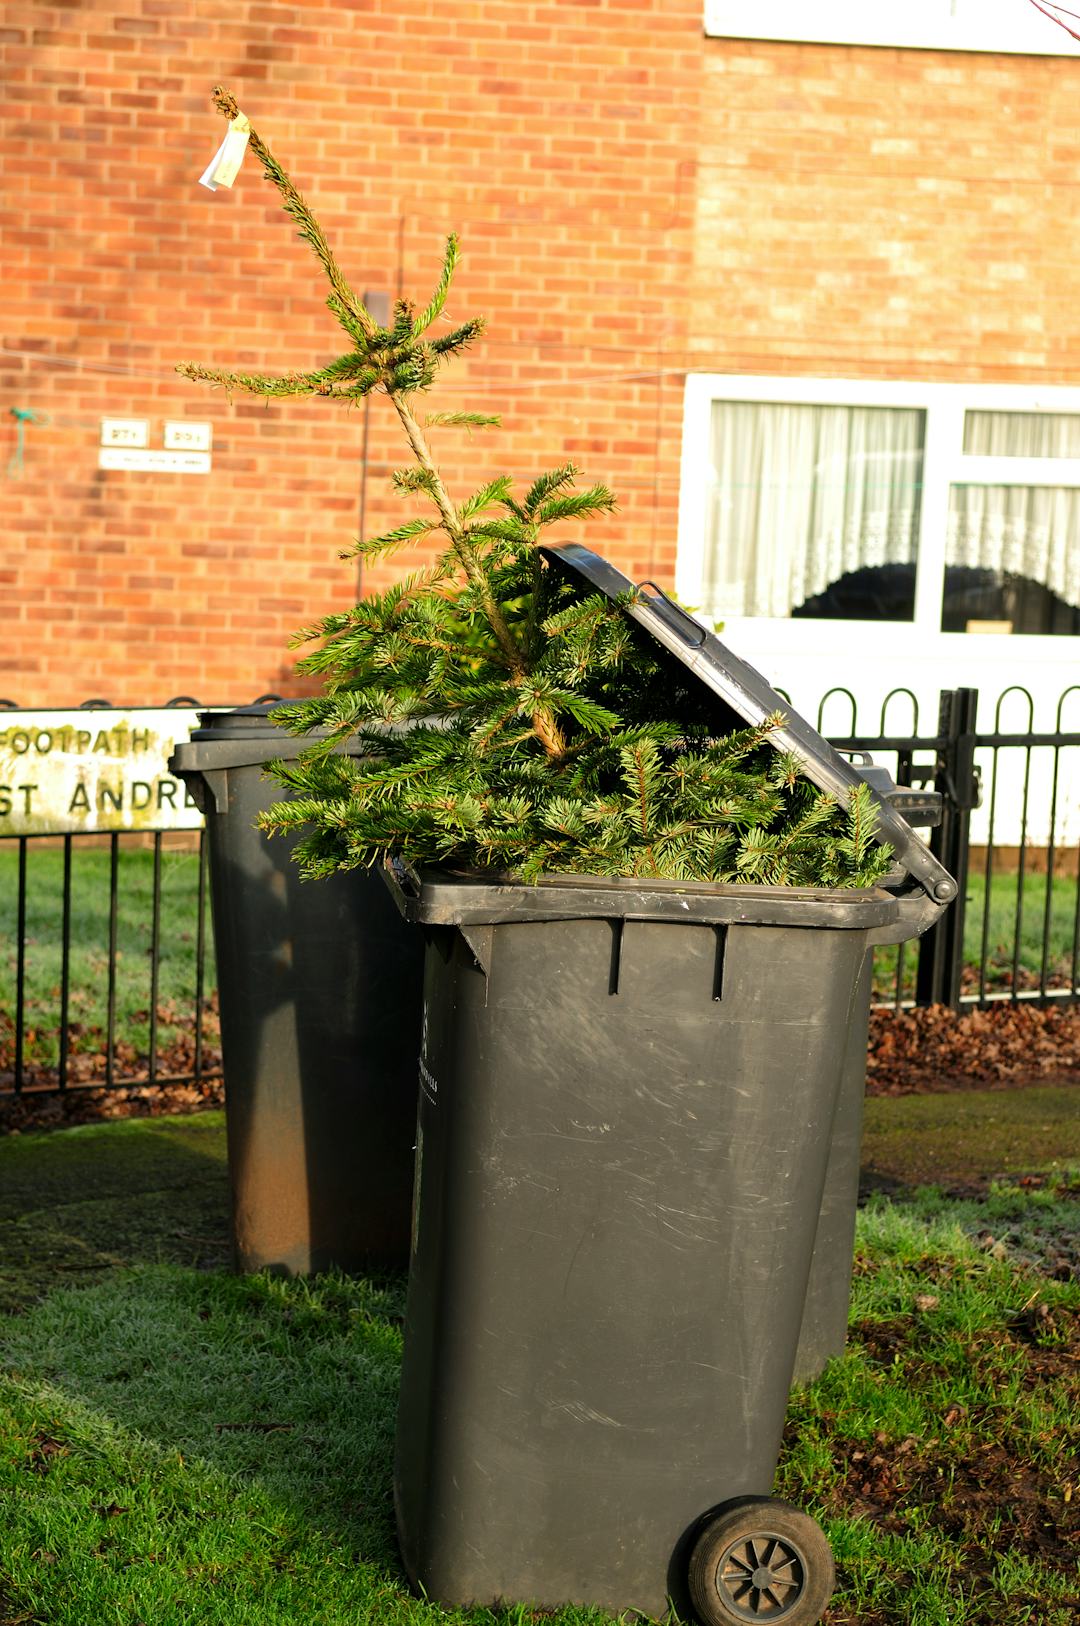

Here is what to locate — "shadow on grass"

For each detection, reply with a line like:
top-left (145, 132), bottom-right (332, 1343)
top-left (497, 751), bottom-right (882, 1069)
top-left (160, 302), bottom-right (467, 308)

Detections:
top-left (0, 1115), bottom-right (533, 1623)
top-left (0, 1113), bottom-right (231, 1314)
top-left (0, 1094), bottom-right (415, 1573)
top-left (859, 1083), bottom-right (1080, 1198)
top-left (0, 1265), bottom-right (426, 1626)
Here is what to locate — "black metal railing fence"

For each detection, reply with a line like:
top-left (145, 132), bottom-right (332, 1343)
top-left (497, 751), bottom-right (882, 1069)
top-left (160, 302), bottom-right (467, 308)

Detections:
top-left (3, 826), bottom-right (214, 1096)
top-left (2, 685), bottom-right (1079, 1098)
top-left (0, 697), bottom-right (221, 1101)
top-left (822, 683), bottom-right (1080, 1012)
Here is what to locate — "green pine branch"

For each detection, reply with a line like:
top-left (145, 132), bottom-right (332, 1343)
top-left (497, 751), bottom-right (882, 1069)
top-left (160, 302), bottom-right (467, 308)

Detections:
top-left (425, 412), bottom-right (502, 430)
top-left (412, 235), bottom-right (459, 337)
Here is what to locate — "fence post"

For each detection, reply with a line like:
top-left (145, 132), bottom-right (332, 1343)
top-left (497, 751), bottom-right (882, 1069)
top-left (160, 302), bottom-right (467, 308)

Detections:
top-left (916, 688), bottom-right (979, 1009)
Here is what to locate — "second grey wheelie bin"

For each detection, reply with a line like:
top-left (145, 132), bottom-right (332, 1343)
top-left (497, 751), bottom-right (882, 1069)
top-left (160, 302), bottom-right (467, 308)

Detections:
top-left (387, 544), bottom-right (956, 1626)
top-left (791, 764), bottom-right (941, 1387)
top-left (171, 704), bottom-right (425, 1275)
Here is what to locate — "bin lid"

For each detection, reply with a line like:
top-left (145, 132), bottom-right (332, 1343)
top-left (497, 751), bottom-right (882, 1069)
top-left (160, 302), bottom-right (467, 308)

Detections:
top-left (168, 700), bottom-right (318, 771)
top-left (170, 705), bottom-right (422, 774)
top-left (190, 700), bottom-right (284, 740)
top-left (541, 542), bottom-right (956, 909)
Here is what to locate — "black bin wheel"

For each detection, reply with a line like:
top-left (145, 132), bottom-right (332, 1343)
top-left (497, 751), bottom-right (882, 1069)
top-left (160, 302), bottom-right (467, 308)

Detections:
top-left (687, 1498), bottom-right (835, 1626)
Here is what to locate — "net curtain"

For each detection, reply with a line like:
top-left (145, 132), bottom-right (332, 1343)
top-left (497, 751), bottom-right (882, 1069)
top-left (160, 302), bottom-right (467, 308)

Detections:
top-left (948, 411), bottom-right (1080, 609)
top-left (705, 401), bottom-right (925, 618)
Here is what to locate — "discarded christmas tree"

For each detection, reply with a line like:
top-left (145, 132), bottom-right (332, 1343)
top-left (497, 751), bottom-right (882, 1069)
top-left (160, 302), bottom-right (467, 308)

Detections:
top-left (179, 88), bottom-right (893, 889)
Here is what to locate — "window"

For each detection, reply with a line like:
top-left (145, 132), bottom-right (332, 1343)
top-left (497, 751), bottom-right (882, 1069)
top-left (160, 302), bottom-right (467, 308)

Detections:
top-left (678, 379), bottom-right (1080, 638)
top-left (703, 400), bottom-right (925, 620)
top-left (704, 0), bottom-right (1080, 56)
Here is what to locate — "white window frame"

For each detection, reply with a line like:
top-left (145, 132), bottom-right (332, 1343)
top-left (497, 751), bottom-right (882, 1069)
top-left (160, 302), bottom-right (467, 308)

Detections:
top-left (677, 375), bottom-right (1080, 650)
top-left (704, 1), bottom-right (1080, 56)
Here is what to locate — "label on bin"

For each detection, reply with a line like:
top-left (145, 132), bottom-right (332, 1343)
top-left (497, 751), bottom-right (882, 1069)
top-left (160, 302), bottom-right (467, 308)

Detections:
top-left (418, 1056), bottom-right (440, 1108)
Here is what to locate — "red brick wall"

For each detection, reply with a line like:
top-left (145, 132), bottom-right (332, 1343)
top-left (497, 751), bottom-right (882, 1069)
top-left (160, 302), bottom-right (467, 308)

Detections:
top-left (4, 10), bottom-right (1079, 706)
top-left (688, 38), bottom-right (1080, 381)
top-left (0, 0), bottom-right (704, 705)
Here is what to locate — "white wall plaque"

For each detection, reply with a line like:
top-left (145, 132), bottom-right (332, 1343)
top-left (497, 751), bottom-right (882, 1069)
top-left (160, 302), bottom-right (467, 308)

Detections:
top-left (704, 0), bottom-right (1080, 53)
top-left (100, 418), bottom-right (149, 448)
top-left (164, 420), bottom-right (213, 452)
top-left (0, 709), bottom-right (206, 835)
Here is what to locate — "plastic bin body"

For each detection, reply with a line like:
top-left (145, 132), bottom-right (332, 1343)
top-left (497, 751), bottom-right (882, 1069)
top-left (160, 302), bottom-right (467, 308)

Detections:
top-left (171, 709), bottom-right (425, 1274)
top-left (791, 954), bottom-right (873, 1384)
top-left (792, 791), bottom-right (938, 1384)
top-left (392, 874), bottom-right (894, 1619)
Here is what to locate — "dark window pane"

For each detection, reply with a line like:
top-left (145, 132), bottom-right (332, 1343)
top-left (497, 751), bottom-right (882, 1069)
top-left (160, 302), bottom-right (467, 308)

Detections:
top-left (940, 567), bottom-right (1080, 635)
top-left (792, 562), bottom-right (916, 622)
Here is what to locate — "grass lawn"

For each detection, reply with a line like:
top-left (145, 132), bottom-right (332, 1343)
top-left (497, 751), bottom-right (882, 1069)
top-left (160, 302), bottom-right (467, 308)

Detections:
top-left (0, 1114), bottom-right (230, 1316)
top-left (1, 1102), bottom-right (1078, 1626)
top-left (965, 864), bottom-right (1080, 990)
top-left (861, 1086), bottom-right (1080, 1190)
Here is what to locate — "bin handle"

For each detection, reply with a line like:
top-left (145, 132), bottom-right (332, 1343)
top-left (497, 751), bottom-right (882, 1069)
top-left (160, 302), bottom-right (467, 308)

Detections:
top-left (865, 889), bottom-right (943, 947)
top-left (836, 749), bottom-right (873, 767)
top-left (383, 857), bottom-right (421, 908)
top-left (633, 580), bottom-right (708, 648)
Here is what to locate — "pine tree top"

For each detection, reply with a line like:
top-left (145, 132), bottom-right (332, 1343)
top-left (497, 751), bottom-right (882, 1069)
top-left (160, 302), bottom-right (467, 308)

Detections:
top-left (179, 89), bottom-right (894, 891)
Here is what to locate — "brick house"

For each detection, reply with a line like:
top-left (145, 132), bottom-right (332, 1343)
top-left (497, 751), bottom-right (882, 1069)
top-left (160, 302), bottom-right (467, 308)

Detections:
top-left (3, 0), bottom-right (1079, 788)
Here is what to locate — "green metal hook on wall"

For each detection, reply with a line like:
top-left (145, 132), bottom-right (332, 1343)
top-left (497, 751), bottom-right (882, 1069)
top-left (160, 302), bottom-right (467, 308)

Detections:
top-left (7, 407), bottom-right (50, 477)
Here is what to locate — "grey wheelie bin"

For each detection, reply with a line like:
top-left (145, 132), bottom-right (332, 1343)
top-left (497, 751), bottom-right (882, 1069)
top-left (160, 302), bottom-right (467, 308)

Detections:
top-left (387, 544), bottom-right (956, 1626)
top-left (171, 704), bottom-right (425, 1275)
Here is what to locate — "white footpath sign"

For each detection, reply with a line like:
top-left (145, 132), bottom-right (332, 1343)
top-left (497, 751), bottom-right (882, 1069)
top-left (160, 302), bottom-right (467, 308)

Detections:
top-left (0, 709), bottom-right (205, 836)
